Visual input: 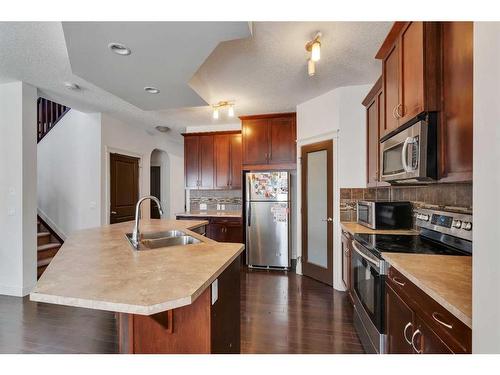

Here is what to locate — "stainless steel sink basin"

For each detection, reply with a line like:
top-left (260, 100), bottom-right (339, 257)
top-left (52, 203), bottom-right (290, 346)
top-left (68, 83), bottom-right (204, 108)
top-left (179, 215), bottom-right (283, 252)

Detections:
top-left (125, 230), bottom-right (201, 251)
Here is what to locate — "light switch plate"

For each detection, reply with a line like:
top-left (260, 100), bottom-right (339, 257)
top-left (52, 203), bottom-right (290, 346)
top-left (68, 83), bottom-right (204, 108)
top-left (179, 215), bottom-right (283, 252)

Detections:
top-left (211, 279), bottom-right (218, 305)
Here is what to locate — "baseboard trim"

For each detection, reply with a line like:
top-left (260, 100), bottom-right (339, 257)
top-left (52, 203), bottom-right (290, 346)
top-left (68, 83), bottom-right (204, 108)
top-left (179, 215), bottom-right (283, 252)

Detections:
top-left (37, 208), bottom-right (67, 241)
top-left (0, 282), bottom-right (35, 297)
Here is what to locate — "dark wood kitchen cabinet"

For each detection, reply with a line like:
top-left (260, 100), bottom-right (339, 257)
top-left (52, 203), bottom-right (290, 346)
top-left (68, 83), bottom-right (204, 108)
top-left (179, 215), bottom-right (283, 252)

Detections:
top-left (362, 77), bottom-right (389, 187)
top-left (240, 113), bottom-right (296, 170)
top-left (176, 216), bottom-right (243, 244)
top-left (183, 134), bottom-right (214, 189)
top-left (376, 22), bottom-right (441, 138)
top-left (439, 22), bottom-right (473, 182)
top-left (385, 266), bottom-right (471, 354)
top-left (214, 133), bottom-right (242, 189)
top-left (341, 230), bottom-right (352, 295)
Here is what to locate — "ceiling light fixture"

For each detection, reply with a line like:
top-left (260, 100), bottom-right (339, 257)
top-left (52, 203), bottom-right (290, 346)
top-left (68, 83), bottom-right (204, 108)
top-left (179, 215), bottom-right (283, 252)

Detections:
top-left (144, 86), bottom-right (160, 94)
top-left (155, 125), bottom-right (171, 133)
top-left (108, 42), bottom-right (131, 56)
top-left (305, 32), bottom-right (322, 77)
top-left (64, 82), bottom-right (81, 90)
top-left (212, 101), bottom-right (235, 120)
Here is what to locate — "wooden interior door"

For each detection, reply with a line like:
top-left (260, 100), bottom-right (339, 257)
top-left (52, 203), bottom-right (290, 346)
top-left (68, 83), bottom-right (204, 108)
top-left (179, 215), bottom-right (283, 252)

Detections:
top-left (229, 133), bottom-right (242, 188)
top-left (269, 116), bottom-right (296, 164)
top-left (214, 134), bottom-right (231, 188)
top-left (184, 136), bottom-right (199, 188)
top-left (150, 166), bottom-right (161, 219)
top-left (301, 140), bottom-right (333, 286)
top-left (110, 153), bottom-right (139, 224)
top-left (242, 119), bottom-right (269, 165)
top-left (383, 42), bottom-right (400, 137)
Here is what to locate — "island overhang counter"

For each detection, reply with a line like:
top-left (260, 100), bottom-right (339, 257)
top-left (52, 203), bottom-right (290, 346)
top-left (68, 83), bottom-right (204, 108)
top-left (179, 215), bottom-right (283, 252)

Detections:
top-left (30, 219), bottom-right (244, 354)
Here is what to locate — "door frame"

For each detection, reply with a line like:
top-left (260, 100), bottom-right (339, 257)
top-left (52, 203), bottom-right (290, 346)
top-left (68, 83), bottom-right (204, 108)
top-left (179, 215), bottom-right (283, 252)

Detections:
top-left (300, 139), bottom-right (334, 286)
top-left (104, 146), bottom-right (144, 225)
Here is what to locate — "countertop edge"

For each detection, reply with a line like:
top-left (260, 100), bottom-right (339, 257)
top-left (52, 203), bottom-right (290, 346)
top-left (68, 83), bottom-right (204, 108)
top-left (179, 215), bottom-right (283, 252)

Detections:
top-left (340, 222), bottom-right (418, 235)
top-left (383, 255), bottom-right (472, 329)
top-left (175, 212), bottom-right (242, 218)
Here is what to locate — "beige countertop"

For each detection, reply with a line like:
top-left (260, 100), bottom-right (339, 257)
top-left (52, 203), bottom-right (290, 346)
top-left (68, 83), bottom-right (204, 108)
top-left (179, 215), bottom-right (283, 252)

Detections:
top-left (176, 210), bottom-right (242, 218)
top-left (30, 219), bottom-right (244, 316)
top-left (382, 253), bottom-right (472, 328)
top-left (341, 222), bottom-right (418, 235)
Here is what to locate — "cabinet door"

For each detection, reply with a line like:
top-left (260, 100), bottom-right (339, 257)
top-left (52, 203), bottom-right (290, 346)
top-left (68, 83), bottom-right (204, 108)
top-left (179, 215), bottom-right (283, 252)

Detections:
top-left (382, 43), bottom-right (400, 137)
top-left (341, 234), bottom-right (351, 290)
top-left (439, 22), bottom-right (473, 182)
top-left (366, 98), bottom-right (379, 186)
top-left (386, 285), bottom-right (414, 354)
top-left (225, 223), bottom-right (243, 243)
top-left (184, 136), bottom-right (199, 188)
top-left (400, 22), bottom-right (424, 124)
top-left (229, 134), bottom-right (242, 188)
top-left (412, 316), bottom-right (453, 354)
top-left (198, 135), bottom-right (214, 189)
top-left (214, 135), bottom-right (231, 189)
top-left (269, 116), bottom-right (296, 164)
top-left (242, 119), bottom-right (269, 165)
top-left (208, 223), bottom-right (225, 242)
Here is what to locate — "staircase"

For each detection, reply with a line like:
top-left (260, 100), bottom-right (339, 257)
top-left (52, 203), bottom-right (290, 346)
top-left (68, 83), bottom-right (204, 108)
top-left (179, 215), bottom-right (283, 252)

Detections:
top-left (37, 97), bottom-right (70, 143)
top-left (37, 217), bottom-right (63, 279)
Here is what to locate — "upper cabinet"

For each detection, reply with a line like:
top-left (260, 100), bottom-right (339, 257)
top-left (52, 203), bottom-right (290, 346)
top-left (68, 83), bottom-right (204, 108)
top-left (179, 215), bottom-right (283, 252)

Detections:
top-left (376, 22), bottom-right (441, 138)
top-left (184, 131), bottom-right (241, 190)
top-left (363, 77), bottom-right (388, 187)
top-left (240, 113), bottom-right (297, 170)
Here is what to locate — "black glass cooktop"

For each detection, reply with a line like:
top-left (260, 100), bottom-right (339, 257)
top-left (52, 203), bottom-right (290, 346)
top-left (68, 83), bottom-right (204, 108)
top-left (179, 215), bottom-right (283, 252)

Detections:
top-left (353, 233), bottom-right (471, 258)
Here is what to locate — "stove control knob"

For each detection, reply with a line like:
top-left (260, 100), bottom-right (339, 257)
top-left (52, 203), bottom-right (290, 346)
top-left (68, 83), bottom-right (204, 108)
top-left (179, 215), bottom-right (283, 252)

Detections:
top-left (461, 222), bottom-right (472, 231)
top-left (452, 220), bottom-right (462, 229)
top-left (420, 214), bottom-right (430, 222)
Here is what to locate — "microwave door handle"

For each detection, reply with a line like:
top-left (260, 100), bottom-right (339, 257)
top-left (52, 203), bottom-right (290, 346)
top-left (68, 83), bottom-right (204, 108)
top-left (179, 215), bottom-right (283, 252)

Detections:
top-left (401, 137), bottom-right (413, 173)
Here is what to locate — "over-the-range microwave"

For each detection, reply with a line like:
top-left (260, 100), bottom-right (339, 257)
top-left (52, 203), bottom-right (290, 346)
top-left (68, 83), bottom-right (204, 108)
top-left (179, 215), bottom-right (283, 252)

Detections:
top-left (380, 113), bottom-right (437, 184)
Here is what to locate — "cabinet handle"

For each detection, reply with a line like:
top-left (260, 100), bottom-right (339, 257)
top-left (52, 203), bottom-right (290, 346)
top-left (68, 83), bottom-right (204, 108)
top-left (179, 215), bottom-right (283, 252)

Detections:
top-left (403, 322), bottom-right (413, 345)
top-left (392, 106), bottom-right (398, 119)
top-left (390, 276), bottom-right (406, 287)
top-left (396, 103), bottom-right (404, 118)
top-left (432, 312), bottom-right (453, 329)
top-left (411, 329), bottom-right (422, 354)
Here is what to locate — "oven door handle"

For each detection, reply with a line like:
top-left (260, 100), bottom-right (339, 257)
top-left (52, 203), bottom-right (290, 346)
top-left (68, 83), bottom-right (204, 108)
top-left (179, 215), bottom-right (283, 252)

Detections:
top-left (352, 240), bottom-right (380, 269)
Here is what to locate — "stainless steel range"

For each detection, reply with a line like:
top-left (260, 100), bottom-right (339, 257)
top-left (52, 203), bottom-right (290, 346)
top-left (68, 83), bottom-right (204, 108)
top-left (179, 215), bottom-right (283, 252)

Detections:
top-left (351, 208), bottom-right (472, 354)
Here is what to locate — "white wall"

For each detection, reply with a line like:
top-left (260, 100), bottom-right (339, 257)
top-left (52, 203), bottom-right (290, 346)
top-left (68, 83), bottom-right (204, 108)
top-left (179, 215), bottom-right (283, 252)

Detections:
top-left (472, 22), bottom-right (500, 354)
top-left (100, 114), bottom-right (184, 223)
top-left (0, 82), bottom-right (37, 296)
top-left (295, 84), bottom-right (371, 290)
top-left (37, 110), bottom-right (102, 238)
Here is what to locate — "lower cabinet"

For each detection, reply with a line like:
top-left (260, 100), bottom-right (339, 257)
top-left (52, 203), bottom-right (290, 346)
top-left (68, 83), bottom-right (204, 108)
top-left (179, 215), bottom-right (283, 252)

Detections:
top-left (386, 266), bottom-right (471, 354)
top-left (176, 216), bottom-right (243, 244)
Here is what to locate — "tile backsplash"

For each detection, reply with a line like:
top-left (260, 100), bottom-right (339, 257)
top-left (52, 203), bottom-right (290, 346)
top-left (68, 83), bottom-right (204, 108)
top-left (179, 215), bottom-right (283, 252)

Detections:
top-left (188, 189), bottom-right (242, 212)
top-left (340, 183), bottom-right (472, 222)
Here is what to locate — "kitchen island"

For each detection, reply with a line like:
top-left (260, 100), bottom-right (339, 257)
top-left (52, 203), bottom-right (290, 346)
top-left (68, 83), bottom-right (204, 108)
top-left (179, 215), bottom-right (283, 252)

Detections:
top-left (30, 219), bottom-right (244, 354)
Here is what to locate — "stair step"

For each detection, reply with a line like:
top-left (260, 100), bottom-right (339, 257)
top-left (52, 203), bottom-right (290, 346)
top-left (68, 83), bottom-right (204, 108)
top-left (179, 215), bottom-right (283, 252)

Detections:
top-left (37, 257), bottom-right (53, 268)
top-left (37, 265), bottom-right (47, 279)
top-left (37, 243), bottom-right (61, 261)
top-left (37, 243), bottom-right (61, 252)
top-left (37, 232), bottom-right (51, 246)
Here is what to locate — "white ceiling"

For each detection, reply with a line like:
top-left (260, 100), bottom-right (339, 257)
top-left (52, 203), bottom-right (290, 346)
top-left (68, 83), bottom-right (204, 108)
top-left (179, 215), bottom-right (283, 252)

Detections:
top-left (0, 21), bottom-right (392, 136)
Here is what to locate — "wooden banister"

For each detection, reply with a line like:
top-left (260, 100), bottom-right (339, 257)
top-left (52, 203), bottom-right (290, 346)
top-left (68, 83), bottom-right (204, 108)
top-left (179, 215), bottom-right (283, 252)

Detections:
top-left (37, 97), bottom-right (70, 143)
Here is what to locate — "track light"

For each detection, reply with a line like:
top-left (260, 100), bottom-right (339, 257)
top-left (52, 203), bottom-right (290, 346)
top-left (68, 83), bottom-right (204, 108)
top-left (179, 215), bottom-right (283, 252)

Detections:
top-left (305, 32), bottom-right (322, 77)
top-left (212, 107), bottom-right (219, 120)
top-left (212, 101), bottom-right (235, 120)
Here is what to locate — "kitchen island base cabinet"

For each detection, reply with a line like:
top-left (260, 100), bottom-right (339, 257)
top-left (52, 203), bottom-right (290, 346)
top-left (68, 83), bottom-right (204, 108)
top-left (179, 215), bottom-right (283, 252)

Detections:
top-left (118, 256), bottom-right (240, 354)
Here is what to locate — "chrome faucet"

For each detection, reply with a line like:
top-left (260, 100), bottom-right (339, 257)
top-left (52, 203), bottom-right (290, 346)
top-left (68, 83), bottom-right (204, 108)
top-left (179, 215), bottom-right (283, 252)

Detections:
top-left (131, 196), bottom-right (164, 246)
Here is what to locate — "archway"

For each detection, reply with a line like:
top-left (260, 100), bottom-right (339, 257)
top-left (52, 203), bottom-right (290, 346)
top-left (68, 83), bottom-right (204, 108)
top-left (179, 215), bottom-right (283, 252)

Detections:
top-left (150, 149), bottom-right (170, 219)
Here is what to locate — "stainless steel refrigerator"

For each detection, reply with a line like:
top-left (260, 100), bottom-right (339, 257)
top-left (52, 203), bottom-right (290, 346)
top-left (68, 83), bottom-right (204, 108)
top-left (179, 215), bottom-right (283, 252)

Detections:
top-left (245, 171), bottom-right (290, 269)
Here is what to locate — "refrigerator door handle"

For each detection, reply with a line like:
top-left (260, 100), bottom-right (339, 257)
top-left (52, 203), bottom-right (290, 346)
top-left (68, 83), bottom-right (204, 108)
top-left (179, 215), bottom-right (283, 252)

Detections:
top-left (247, 203), bottom-right (251, 227)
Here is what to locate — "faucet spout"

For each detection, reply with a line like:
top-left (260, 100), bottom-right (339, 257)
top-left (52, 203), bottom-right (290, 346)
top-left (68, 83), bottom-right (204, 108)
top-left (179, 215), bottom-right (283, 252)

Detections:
top-left (131, 195), bottom-right (164, 245)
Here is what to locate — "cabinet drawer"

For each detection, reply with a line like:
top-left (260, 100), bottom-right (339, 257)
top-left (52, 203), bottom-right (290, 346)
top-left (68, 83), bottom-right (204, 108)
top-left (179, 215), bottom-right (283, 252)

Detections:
top-left (210, 217), bottom-right (242, 225)
top-left (387, 267), bottom-right (471, 353)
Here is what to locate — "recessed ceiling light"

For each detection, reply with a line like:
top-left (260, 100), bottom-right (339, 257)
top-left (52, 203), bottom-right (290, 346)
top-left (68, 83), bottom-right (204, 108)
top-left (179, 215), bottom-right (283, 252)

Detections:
top-left (64, 82), bottom-right (80, 90)
top-left (108, 42), bottom-right (131, 56)
top-left (144, 86), bottom-right (160, 94)
top-left (155, 125), bottom-right (171, 133)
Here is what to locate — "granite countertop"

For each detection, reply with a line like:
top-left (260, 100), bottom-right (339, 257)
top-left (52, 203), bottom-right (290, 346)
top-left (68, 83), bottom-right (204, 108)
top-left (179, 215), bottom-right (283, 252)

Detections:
top-left (382, 253), bottom-right (472, 328)
top-left (176, 210), bottom-right (242, 218)
top-left (341, 222), bottom-right (418, 235)
top-left (30, 219), bottom-right (244, 315)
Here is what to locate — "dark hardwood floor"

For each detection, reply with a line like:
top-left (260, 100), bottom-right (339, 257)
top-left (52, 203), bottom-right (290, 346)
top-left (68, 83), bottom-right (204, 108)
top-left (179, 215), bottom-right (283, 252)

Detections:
top-left (0, 268), bottom-right (363, 354)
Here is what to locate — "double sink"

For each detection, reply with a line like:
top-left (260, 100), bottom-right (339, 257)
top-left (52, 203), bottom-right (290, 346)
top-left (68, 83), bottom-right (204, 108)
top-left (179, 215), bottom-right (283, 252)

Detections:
top-left (125, 230), bottom-right (201, 251)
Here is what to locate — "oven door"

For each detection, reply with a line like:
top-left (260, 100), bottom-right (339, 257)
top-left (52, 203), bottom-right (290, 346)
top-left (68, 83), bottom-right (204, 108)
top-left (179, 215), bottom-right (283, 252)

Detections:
top-left (380, 121), bottom-right (425, 182)
top-left (351, 240), bottom-right (385, 333)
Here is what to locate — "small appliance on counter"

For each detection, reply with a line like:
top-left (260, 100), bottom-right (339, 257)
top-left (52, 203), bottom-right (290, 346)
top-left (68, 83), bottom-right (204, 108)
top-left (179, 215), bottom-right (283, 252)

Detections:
top-left (245, 171), bottom-right (291, 269)
top-left (351, 208), bottom-right (472, 354)
top-left (357, 200), bottom-right (412, 230)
